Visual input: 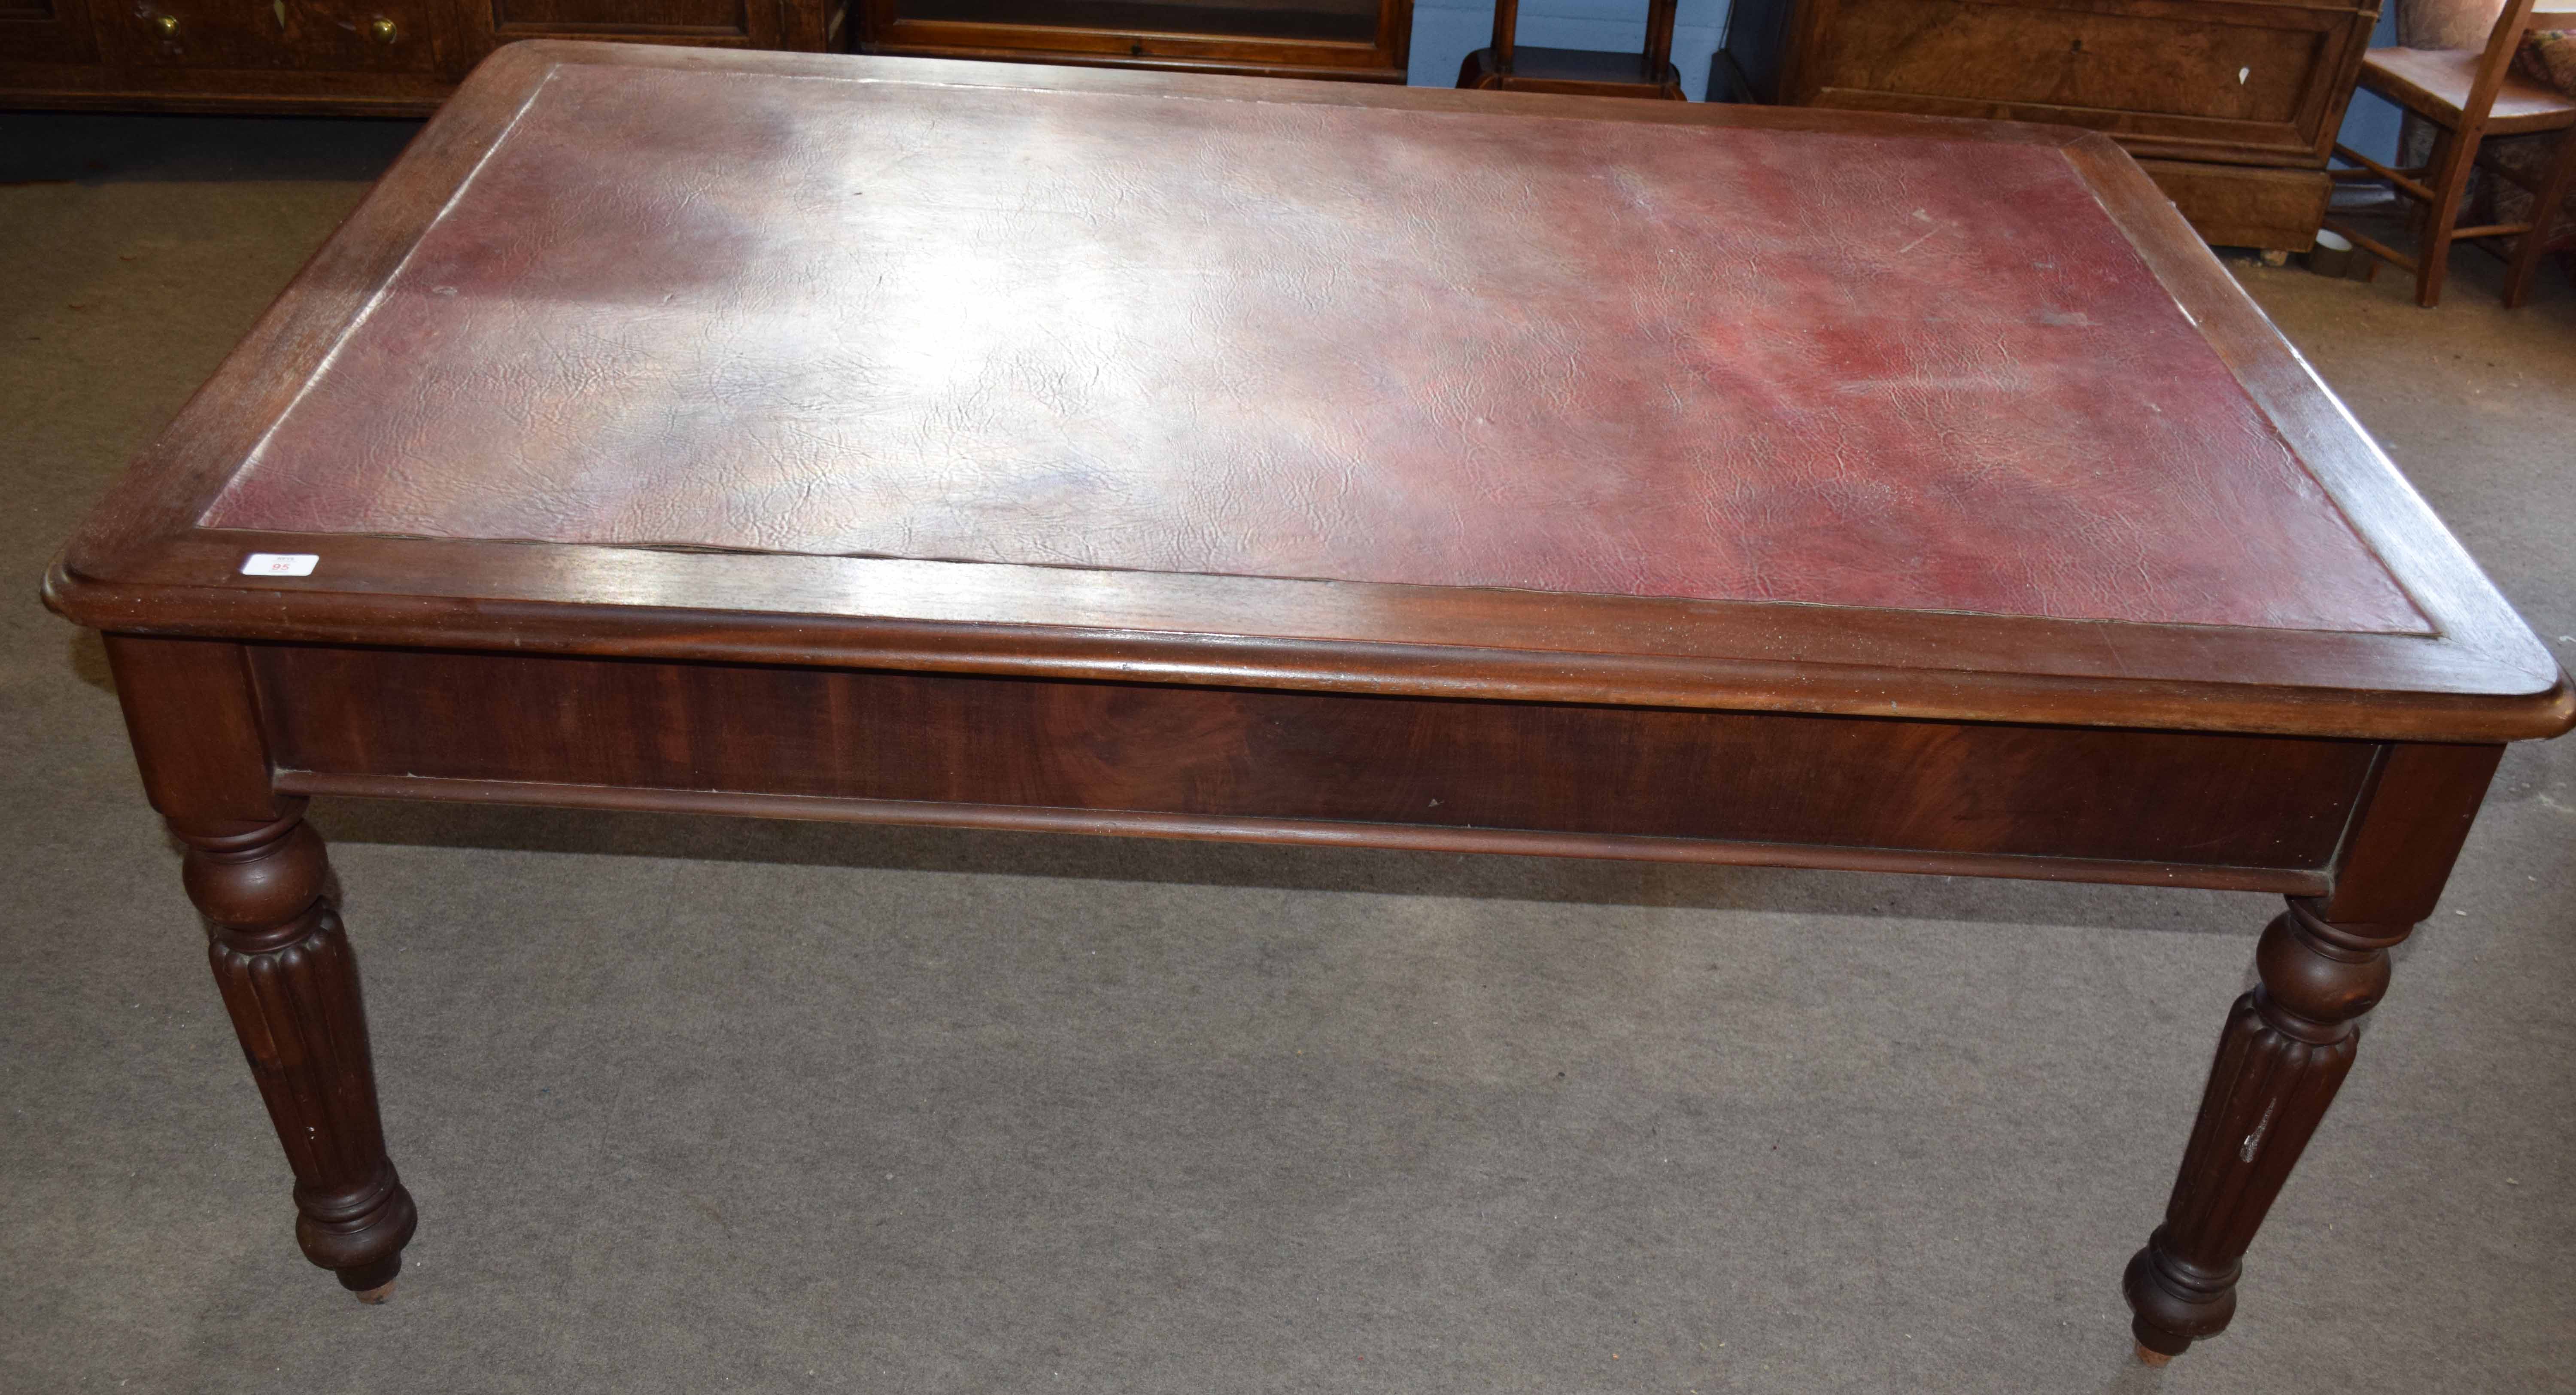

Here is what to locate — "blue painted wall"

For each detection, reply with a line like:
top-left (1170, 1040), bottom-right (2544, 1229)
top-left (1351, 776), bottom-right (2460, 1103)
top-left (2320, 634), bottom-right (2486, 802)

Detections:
top-left (2338, 4), bottom-right (2406, 163)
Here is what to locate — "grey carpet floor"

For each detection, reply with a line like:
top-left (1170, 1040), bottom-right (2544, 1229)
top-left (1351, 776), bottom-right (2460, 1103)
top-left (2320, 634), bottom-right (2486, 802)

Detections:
top-left (3, 111), bottom-right (2572, 1395)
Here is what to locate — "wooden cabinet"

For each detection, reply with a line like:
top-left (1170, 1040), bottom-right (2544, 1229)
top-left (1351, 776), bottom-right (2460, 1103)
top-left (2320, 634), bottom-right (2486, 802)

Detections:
top-left (98, 0), bottom-right (456, 75)
top-left (1715, 0), bottom-right (2381, 251)
top-left (0, 0), bottom-right (845, 112)
top-left (492, 0), bottom-right (832, 48)
top-left (858, 0), bottom-right (1409, 82)
top-left (2, 0), bottom-right (101, 66)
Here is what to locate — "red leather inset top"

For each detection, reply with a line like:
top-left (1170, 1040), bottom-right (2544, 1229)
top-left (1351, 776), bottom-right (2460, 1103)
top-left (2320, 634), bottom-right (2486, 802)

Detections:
top-left (203, 63), bottom-right (2425, 633)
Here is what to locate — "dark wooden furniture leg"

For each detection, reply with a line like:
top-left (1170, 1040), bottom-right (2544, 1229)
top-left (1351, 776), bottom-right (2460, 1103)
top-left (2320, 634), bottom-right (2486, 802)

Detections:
top-left (1462, 0), bottom-right (1517, 84)
top-left (1642, 0), bottom-right (1677, 83)
top-left (2501, 127), bottom-right (2576, 309)
top-left (107, 636), bottom-right (417, 1300)
top-left (2125, 743), bottom-right (2502, 1362)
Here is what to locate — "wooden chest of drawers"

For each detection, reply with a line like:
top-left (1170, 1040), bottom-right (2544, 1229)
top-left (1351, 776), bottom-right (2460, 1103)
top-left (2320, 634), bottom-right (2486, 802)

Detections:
top-left (1715, 0), bottom-right (2382, 252)
top-left (857, 0), bottom-right (1410, 83)
top-left (0, 0), bottom-right (844, 114)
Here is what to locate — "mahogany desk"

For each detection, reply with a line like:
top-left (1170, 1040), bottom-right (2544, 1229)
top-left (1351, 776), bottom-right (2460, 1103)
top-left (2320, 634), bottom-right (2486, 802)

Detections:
top-left (42, 41), bottom-right (2574, 1363)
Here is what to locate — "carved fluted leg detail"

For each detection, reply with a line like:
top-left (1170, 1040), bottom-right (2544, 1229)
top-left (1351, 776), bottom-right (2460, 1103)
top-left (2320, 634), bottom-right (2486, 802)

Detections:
top-left (181, 807), bottom-right (416, 1298)
top-left (2125, 898), bottom-right (2403, 1359)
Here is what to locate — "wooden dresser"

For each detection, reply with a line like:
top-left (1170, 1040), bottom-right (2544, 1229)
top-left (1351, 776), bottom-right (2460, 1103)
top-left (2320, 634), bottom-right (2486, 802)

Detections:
top-left (0, 0), bottom-right (845, 114)
top-left (856, 0), bottom-right (1410, 83)
top-left (1714, 0), bottom-right (2382, 252)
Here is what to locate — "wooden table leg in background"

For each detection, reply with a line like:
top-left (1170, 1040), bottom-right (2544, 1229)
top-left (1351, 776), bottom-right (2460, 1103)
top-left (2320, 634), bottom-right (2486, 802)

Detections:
top-left (107, 636), bottom-right (418, 1301)
top-left (2125, 743), bottom-right (2503, 1362)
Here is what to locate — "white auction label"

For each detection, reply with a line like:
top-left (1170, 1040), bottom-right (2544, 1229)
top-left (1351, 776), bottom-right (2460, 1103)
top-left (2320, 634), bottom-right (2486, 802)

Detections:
top-left (240, 553), bottom-right (320, 577)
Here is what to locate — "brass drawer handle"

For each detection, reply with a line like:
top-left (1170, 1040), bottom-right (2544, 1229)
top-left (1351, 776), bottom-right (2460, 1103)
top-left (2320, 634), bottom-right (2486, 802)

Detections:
top-left (369, 14), bottom-right (397, 41)
top-left (150, 10), bottom-right (178, 34)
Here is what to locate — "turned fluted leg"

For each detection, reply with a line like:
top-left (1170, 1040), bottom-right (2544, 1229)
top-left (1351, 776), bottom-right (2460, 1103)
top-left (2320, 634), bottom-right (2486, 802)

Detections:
top-left (2123, 899), bottom-right (2403, 1361)
top-left (2122, 742), bottom-right (2502, 1362)
top-left (179, 806), bottom-right (417, 1300)
top-left (103, 635), bottom-right (421, 1301)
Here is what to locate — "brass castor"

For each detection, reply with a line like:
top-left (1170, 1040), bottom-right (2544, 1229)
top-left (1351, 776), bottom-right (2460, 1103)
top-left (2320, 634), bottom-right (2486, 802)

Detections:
top-left (2133, 1340), bottom-right (2173, 1368)
top-left (354, 1280), bottom-right (396, 1304)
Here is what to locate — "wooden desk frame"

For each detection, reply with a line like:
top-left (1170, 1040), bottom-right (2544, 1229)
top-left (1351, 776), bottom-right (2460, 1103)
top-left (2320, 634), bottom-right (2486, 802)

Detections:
top-left (41, 43), bottom-right (2575, 1364)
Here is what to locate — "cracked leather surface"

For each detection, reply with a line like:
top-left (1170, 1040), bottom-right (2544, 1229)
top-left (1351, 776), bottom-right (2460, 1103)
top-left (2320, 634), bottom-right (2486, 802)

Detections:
top-left (203, 61), bottom-right (2426, 633)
